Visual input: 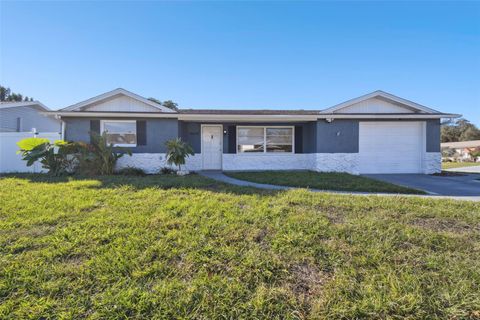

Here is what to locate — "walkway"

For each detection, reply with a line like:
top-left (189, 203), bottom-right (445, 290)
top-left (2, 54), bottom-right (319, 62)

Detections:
top-left (198, 171), bottom-right (480, 202)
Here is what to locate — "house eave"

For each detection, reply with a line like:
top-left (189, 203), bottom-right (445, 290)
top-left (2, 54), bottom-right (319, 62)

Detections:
top-left (317, 113), bottom-right (461, 119)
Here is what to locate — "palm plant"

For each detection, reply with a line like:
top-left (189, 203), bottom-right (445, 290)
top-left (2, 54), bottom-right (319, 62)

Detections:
top-left (165, 138), bottom-right (194, 172)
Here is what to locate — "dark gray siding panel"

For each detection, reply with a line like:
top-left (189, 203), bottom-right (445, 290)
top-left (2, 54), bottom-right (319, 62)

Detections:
top-left (426, 119), bottom-right (441, 152)
top-left (316, 120), bottom-right (359, 153)
top-left (64, 118), bottom-right (178, 153)
top-left (302, 122), bottom-right (317, 153)
top-left (134, 119), bottom-right (178, 153)
top-left (179, 122), bottom-right (201, 153)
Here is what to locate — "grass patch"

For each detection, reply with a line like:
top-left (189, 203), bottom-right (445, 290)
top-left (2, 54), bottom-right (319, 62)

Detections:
top-left (225, 170), bottom-right (425, 194)
top-left (1, 174), bottom-right (479, 319)
top-left (442, 162), bottom-right (480, 169)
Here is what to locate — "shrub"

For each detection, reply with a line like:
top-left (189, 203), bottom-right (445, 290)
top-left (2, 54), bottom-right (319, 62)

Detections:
top-left (116, 167), bottom-right (146, 176)
top-left (17, 138), bottom-right (77, 176)
top-left (160, 167), bottom-right (176, 175)
top-left (165, 138), bottom-right (194, 171)
top-left (75, 132), bottom-right (132, 175)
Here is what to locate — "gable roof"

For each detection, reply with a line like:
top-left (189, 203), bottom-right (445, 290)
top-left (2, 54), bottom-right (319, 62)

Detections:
top-left (0, 101), bottom-right (49, 111)
top-left (320, 90), bottom-right (441, 114)
top-left (60, 88), bottom-right (177, 113)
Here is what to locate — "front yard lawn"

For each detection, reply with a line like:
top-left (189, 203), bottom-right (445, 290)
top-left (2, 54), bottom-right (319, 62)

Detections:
top-left (1, 174), bottom-right (479, 319)
top-left (225, 170), bottom-right (425, 194)
top-left (442, 162), bottom-right (480, 169)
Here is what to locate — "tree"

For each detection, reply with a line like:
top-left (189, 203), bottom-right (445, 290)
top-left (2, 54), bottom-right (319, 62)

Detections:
top-left (162, 100), bottom-right (179, 111)
top-left (0, 85), bottom-right (33, 102)
top-left (147, 97), bottom-right (179, 111)
top-left (441, 118), bottom-right (480, 142)
top-left (147, 97), bottom-right (162, 105)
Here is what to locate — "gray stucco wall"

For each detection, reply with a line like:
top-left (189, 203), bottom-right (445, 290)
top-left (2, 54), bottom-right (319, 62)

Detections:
top-left (0, 106), bottom-right (61, 133)
top-left (316, 120), bottom-right (359, 153)
top-left (426, 119), bottom-right (441, 152)
top-left (64, 118), bottom-right (178, 153)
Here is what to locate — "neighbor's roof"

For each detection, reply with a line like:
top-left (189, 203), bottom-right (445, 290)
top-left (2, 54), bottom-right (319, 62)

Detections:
top-left (0, 101), bottom-right (49, 111)
top-left (441, 140), bottom-right (480, 149)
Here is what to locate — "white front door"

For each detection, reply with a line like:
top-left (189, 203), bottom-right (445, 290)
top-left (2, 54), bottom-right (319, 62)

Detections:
top-left (202, 125), bottom-right (223, 170)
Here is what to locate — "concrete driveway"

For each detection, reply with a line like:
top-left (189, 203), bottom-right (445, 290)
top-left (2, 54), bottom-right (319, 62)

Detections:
top-left (364, 173), bottom-right (480, 197)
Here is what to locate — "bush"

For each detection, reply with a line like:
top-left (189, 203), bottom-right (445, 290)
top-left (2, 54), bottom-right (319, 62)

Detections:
top-left (116, 167), bottom-right (146, 176)
top-left (75, 132), bottom-right (132, 175)
top-left (165, 138), bottom-right (194, 171)
top-left (17, 138), bottom-right (77, 176)
top-left (160, 167), bottom-right (176, 175)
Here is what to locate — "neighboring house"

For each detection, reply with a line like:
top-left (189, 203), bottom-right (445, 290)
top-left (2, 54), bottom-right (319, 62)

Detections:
top-left (50, 88), bottom-right (459, 174)
top-left (441, 140), bottom-right (480, 161)
top-left (0, 101), bottom-right (61, 173)
top-left (0, 101), bottom-right (61, 133)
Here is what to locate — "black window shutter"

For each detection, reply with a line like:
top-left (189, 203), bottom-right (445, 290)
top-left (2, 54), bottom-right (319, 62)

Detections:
top-left (137, 120), bottom-right (147, 146)
top-left (90, 120), bottom-right (100, 142)
top-left (295, 126), bottom-right (303, 154)
top-left (228, 125), bottom-right (236, 153)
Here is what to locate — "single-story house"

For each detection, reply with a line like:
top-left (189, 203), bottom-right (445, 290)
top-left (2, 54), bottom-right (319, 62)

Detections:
top-left (1, 101), bottom-right (62, 173)
top-left (49, 88), bottom-right (459, 174)
top-left (441, 140), bottom-right (480, 161)
top-left (1, 101), bottom-right (60, 133)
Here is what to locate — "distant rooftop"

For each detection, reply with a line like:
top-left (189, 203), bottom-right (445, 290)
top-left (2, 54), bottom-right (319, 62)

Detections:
top-left (441, 140), bottom-right (480, 148)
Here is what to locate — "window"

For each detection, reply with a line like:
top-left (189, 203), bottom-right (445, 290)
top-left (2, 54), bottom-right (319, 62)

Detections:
top-left (238, 127), bottom-right (264, 153)
top-left (237, 126), bottom-right (294, 154)
top-left (266, 128), bottom-right (293, 153)
top-left (101, 120), bottom-right (137, 147)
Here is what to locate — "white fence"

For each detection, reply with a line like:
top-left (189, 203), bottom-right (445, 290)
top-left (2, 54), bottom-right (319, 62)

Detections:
top-left (0, 131), bottom-right (62, 173)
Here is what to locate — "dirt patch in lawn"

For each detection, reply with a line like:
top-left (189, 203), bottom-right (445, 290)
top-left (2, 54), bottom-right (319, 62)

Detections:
top-left (289, 262), bottom-right (332, 302)
top-left (410, 218), bottom-right (480, 233)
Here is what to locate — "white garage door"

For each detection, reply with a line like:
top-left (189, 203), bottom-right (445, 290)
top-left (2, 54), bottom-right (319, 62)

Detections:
top-left (359, 122), bottom-right (424, 174)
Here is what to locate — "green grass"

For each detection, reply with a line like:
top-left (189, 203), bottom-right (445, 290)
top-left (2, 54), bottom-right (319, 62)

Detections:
top-left (225, 170), bottom-right (425, 194)
top-left (442, 162), bottom-right (480, 169)
top-left (1, 174), bottom-right (479, 319)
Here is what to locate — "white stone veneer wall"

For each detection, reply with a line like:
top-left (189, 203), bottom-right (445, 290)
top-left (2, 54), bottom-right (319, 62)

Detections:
top-left (116, 153), bottom-right (202, 174)
top-left (315, 153), bottom-right (360, 174)
top-left (222, 153), bottom-right (359, 173)
top-left (423, 152), bottom-right (441, 174)
top-left (116, 152), bottom-right (436, 174)
top-left (222, 154), bottom-right (316, 171)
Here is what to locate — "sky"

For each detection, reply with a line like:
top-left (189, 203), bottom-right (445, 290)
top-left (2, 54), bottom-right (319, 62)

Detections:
top-left (1, 1), bottom-right (479, 124)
